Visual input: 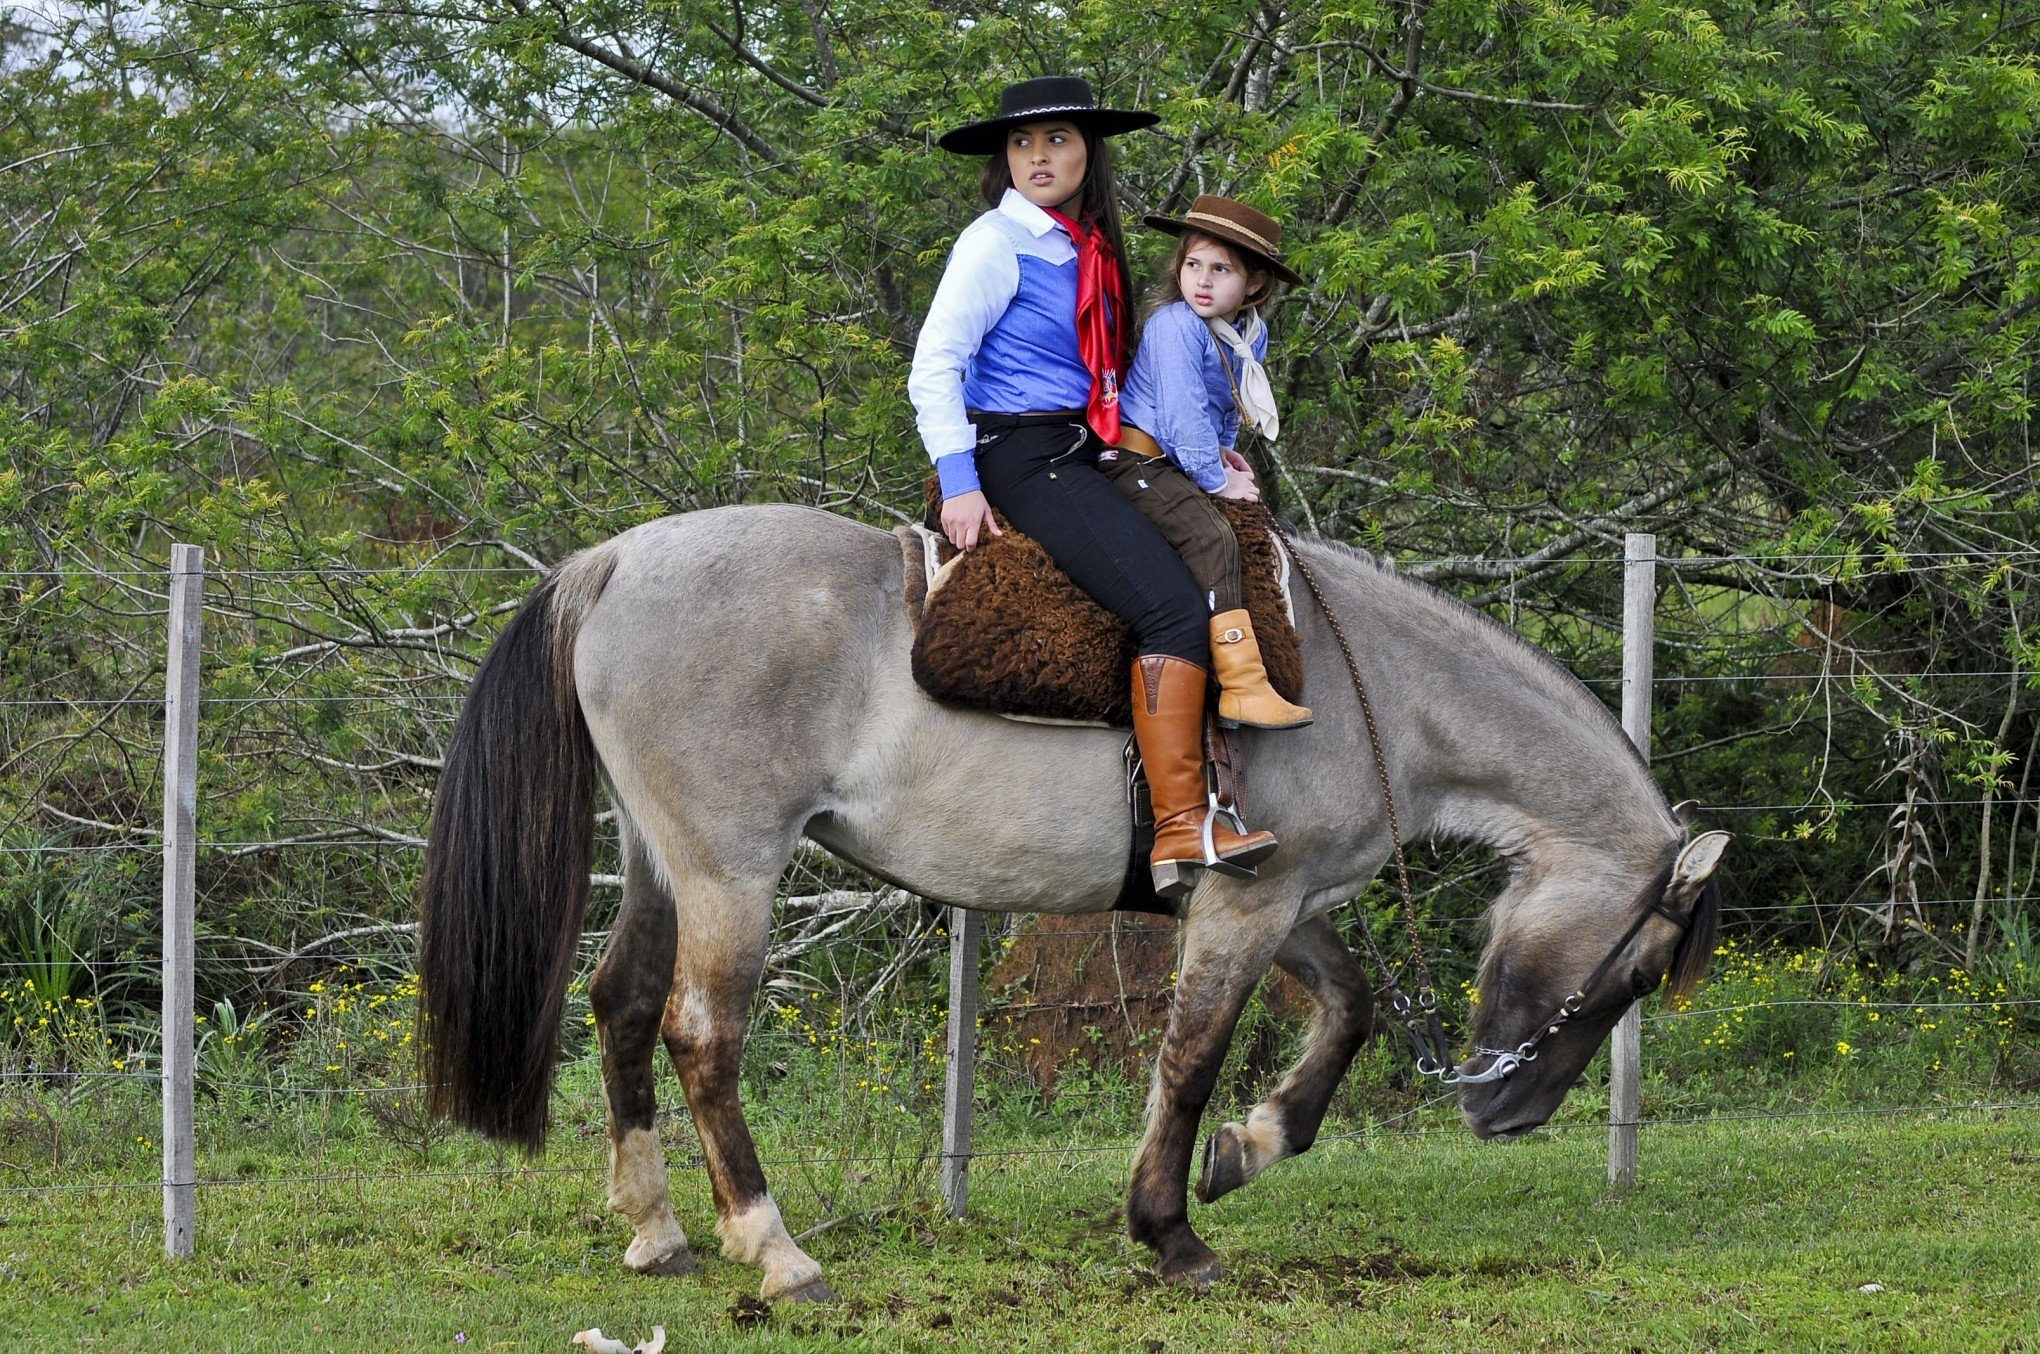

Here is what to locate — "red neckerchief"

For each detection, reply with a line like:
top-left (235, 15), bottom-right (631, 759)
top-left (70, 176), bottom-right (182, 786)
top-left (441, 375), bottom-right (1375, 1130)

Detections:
top-left (1041, 205), bottom-right (1125, 443)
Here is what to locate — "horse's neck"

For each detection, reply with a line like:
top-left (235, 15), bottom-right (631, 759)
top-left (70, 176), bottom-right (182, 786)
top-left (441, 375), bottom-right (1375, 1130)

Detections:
top-left (1301, 543), bottom-right (1675, 868)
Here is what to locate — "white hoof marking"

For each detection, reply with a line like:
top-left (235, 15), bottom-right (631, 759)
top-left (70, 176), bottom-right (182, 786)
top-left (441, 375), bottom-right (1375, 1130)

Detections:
top-left (718, 1196), bottom-right (824, 1298)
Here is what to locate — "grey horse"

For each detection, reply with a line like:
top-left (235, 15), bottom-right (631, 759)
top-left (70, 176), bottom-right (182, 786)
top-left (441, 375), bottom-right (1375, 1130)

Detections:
top-left (417, 503), bottom-right (1727, 1301)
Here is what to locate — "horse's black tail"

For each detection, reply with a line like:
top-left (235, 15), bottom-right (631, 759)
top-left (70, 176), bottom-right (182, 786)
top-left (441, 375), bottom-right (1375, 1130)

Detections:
top-left (418, 545), bottom-right (617, 1153)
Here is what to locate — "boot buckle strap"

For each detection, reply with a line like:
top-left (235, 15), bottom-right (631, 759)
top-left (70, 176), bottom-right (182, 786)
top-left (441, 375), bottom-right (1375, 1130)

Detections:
top-left (1217, 627), bottom-right (1245, 644)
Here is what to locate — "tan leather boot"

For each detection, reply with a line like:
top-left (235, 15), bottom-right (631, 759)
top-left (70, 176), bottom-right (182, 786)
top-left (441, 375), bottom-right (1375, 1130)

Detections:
top-left (1210, 610), bottom-right (1313, 730)
top-left (1132, 655), bottom-right (1279, 897)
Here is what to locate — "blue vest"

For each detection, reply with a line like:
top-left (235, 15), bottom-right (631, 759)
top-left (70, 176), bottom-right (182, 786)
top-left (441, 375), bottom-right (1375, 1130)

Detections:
top-left (964, 255), bottom-right (1091, 413)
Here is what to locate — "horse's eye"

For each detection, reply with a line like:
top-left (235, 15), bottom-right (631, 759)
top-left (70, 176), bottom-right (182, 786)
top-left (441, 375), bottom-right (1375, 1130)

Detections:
top-left (1628, 969), bottom-right (1659, 998)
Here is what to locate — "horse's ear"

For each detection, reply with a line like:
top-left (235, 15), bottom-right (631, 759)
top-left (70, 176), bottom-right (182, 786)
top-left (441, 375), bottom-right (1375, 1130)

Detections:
top-left (1669, 830), bottom-right (1730, 894)
top-left (1671, 798), bottom-right (1700, 827)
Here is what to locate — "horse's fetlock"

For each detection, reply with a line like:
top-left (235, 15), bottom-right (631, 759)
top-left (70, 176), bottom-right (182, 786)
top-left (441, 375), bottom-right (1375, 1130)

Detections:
top-left (607, 1125), bottom-right (673, 1221)
top-left (1125, 1189), bottom-right (1185, 1249)
top-left (1242, 1102), bottom-right (1289, 1163)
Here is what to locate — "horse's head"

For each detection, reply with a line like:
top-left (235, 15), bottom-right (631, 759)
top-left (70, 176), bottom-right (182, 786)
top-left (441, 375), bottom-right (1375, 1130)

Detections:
top-left (1456, 826), bottom-right (1730, 1140)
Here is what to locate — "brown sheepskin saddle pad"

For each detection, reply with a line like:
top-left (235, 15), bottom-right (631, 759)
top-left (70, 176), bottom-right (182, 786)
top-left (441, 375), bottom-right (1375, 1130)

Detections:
top-left (900, 488), bottom-right (1305, 728)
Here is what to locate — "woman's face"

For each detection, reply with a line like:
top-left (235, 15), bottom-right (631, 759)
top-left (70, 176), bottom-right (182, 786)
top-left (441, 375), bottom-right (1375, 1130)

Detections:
top-left (1179, 238), bottom-right (1257, 321)
top-left (1005, 121), bottom-right (1088, 213)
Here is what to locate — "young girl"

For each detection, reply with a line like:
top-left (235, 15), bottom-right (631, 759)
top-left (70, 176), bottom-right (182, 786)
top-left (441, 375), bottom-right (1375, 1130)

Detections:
top-left (1102, 195), bottom-right (1313, 732)
top-left (909, 78), bottom-right (1276, 896)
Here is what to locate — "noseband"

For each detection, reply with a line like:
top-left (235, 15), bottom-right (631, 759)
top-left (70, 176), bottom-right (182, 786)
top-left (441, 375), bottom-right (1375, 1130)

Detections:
top-left (1276, 521), bottom-right (1695, 1089)
top-left (1453, 893), bottom-right (1694, 1085)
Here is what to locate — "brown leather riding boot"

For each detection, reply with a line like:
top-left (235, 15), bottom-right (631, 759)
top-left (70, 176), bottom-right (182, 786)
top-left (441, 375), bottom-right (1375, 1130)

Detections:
top-left (1132, 655), bottom-right (1279, 898)
top-left (1210, 610), bottom-right (1313, 730)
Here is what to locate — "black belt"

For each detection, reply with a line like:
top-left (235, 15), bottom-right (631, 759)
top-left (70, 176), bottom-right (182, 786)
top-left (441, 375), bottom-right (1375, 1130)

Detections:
top-left (970, 409), bottom-right (1087, 433)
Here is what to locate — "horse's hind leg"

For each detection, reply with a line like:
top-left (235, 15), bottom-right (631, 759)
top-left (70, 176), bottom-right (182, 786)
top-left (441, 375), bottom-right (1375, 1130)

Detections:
top-left (661, 867), bottom-right (832, 1305)
top-left (1196, 913), bottom-right (1375, 1204)
top-left (588, 834), bottom-right (696, 1276)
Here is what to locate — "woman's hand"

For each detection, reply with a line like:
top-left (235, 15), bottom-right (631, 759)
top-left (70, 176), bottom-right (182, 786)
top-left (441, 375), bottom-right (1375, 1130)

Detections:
top-left (940, 490), bottom-right (1002, 551)
top-left (1221, 448), bottom-right (1255, 476)
top-left (1214, 465), bottom-right (1261, 502)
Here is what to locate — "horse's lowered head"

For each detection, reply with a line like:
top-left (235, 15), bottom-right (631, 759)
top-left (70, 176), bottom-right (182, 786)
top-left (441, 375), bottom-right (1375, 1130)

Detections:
top-left (1456, 824), bottom-right (1730, 1140)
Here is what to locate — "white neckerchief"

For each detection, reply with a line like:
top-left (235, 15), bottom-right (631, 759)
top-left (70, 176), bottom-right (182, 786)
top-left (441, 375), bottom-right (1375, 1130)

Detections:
top-left (1206, 308), bottom-right (1279, 442)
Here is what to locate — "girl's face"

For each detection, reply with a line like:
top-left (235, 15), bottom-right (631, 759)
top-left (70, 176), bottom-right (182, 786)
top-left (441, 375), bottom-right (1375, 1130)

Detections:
top-left (1005, 121), bottom-right (1088, 213)
top-left (1179, 238), bottom-right (1259, 321)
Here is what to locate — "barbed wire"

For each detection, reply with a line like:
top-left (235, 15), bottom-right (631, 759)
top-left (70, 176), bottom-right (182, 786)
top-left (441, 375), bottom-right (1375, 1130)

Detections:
top-left (6, 546), bottom-right (2038, 586)
top-left (4, 1096), bottom-right (2034, 1201)
top-left (5, 665), bottom-right (2031, 713)
top-left (7, 799), bottom-right (2032, 857)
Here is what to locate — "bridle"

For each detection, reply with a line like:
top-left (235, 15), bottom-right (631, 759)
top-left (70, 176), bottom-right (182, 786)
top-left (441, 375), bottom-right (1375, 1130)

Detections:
top-left (1273, 520), bottom-right (1696, 1087)
top-left (1456, 891), bottom-right (1694, 1084)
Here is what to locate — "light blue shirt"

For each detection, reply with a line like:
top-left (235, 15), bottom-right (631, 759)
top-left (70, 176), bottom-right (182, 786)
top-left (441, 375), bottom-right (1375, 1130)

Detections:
top-left (1119, 301), bottom-right (1267, 493)
top-left (909, 190), bottom-right (1092, 498)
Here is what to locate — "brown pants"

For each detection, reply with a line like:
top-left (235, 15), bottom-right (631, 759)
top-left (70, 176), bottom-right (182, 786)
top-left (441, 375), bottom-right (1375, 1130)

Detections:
top-left (1097, 451), bottom-right (1242, 615)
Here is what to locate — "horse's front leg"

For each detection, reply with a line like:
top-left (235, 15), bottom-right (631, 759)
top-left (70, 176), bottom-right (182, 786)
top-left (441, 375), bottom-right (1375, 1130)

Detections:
top-left (1127, 882), bottom-right (1299, 1286)
top-left (1197, 912), bottom-right (1375, 1203)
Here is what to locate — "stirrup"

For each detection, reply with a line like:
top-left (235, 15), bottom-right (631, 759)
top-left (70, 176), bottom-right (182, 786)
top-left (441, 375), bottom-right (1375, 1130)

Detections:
top-left (1201, 792), bottom-right (1261, 880)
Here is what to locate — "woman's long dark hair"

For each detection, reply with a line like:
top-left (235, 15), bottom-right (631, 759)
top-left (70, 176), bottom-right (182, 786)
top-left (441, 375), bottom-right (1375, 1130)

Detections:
top-left (979, 127), bottom-right (1137, 368)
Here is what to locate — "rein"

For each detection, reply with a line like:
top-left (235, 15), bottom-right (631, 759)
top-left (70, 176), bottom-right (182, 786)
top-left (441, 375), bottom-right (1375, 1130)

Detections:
top-left (1271, 520), bottom-right (1694, 1086)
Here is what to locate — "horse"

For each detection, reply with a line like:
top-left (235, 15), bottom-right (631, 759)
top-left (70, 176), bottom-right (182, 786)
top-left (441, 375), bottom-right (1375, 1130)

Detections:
top-left (417, 503), bottom-right (1727, 1302)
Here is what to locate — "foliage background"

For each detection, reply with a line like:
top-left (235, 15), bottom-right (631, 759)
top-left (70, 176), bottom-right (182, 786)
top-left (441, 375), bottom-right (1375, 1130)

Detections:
top-left (4, 0), bottom-right (2040, 1020)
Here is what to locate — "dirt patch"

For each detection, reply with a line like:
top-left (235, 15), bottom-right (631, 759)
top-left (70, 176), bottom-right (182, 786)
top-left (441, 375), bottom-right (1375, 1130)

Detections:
top-left (983, 914), bottom-right (1309, 1092)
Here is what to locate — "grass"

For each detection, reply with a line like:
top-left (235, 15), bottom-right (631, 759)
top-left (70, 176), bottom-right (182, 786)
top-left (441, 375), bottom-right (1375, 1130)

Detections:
top-left (3, 1086), bottom-right (2038, 1350)
top-left (4, 938), bottom-right (2039, 1349)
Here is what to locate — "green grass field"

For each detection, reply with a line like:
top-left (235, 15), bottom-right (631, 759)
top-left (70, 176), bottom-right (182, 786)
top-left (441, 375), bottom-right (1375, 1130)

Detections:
top-left (5, 1098), bottom-right (2038, 1351)
top-left (6, 937), bottom-right (2040, 1349)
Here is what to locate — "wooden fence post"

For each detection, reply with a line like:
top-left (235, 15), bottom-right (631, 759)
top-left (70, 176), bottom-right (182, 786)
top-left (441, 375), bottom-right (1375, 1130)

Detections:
top-left (940, 907), bottom-right (984, 1218)
top-left (1611, 532), bottom-right (1655, 1190)
top-left (162, 543), bottom-right (203, 1258)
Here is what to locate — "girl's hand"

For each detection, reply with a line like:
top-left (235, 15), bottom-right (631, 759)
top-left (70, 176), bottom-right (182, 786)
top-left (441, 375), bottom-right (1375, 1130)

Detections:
top-left (941, 490), bottom-right (1002, 551)
top-left (1221, 448), bottom-right (1255, 476)
top-left (1214, 466), bottom-right (1261, 502)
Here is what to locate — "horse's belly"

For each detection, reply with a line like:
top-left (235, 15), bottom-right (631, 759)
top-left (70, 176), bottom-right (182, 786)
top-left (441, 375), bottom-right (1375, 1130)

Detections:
top-left (805, 711), bottom-right (1134, 914)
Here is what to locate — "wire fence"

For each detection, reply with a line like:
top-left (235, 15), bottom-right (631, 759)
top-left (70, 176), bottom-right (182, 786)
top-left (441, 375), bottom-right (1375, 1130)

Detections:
top-left (4, 1098), bottom-right (2035, 1203)
top-left (7, 541), bottom-right (2040, 1248)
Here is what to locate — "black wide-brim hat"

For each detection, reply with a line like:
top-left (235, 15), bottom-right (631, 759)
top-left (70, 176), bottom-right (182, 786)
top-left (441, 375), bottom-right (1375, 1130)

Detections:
top-left (938, 76), bottom-right (1159, 156)
top-left (1144, 194), bottom-right (1305, 287)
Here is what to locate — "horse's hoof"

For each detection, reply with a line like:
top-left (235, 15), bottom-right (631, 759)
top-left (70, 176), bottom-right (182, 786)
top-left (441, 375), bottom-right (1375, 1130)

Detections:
top-left (1196, 1125), bottom-right (1249, 1204)
top-left (629, 1245), bottom-right (700, 1277)
top-left (770, 1277), bottom-right (837, 1305)
top-left (1157, 1252), bottom-right (1223, 1289)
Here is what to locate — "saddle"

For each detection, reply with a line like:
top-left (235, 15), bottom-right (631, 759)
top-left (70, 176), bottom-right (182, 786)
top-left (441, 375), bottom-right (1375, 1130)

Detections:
top-left (897, 488), bottom-right (1305, 728)
top-left (896, 487), bottom-right (1303, 918)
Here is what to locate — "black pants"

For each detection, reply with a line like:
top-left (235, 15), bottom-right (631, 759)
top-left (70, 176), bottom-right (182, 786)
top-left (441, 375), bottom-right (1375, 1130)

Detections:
top-left (972, 413), bottom-right (1209, 665)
